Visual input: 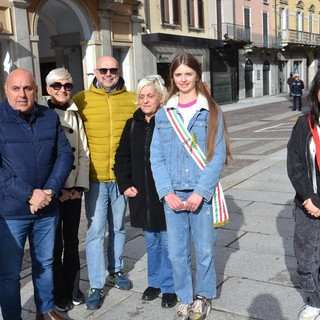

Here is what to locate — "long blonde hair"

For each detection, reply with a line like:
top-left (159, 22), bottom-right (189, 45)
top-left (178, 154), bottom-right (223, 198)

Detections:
top-left (168, 53), bottom-right (232, 163)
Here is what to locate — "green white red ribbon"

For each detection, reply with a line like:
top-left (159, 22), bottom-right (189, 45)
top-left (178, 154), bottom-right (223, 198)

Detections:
top-left (165, 108), bottom-right (229, 227)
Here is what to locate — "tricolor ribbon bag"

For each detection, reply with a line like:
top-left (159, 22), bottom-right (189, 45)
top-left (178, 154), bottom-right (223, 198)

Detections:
top-left (165, 108), bottom-right (229, 228)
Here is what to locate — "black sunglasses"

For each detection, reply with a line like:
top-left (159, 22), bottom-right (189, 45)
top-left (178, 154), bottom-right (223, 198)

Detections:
top-left (96, 68), bottom-right (119, 75)
top-left (50, 82), bottom-right (73, 91)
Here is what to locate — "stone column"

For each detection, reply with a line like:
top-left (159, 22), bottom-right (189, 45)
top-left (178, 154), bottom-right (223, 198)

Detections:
top-left (10, 0), bottom-right (34, 71)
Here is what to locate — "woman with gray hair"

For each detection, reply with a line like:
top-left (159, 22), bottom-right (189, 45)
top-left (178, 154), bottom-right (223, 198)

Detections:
top-left (42, 68), bottom-right (90, 312)
top-left (114, 75), bottom-right (177, 309)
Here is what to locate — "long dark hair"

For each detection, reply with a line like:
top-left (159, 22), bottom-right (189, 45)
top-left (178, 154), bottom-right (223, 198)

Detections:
top-left (168, 53), bottom-right (232, 163)
top-left (309, 70), bottom-right (320, 127)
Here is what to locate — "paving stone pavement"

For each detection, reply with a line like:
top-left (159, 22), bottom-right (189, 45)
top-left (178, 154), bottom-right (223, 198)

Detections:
top-left (1, 94), bottom-right (304, 320)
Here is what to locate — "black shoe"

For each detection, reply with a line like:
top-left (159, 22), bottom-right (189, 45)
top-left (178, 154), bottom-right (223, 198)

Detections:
top-left (161, 293), bottom-right (178, 308)
top-left (55, 299), bottom-right (71, 312)
top-left (72, 290), bottom-right (85, 306)
top-left (292, 109), bottom-right (296, 111)
top-left (142, 287), bottom-right (161, 301)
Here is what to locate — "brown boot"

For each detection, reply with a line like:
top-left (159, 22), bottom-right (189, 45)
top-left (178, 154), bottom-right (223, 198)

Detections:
top-left (35, 311), bottom-right (65, 320)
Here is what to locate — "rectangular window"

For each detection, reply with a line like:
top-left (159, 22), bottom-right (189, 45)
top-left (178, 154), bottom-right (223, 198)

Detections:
top-left (187, 0), bottom-right (204, 29)
top-left (244, 7), bottom-right (251, 41)
top-left (263, 12), bottom-right (268, 47)
top-left (309, 13), bottom-right (313, 34)
top-left (161, 0), bottom-right (180, 25)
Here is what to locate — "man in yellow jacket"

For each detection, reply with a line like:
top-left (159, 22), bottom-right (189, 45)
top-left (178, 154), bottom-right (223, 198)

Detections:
top-left (73, 56), bottom-right (136, 310)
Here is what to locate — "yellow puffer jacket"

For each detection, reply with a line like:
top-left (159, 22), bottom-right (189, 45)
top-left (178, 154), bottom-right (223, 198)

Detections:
top-left (73, 79), bottom-right (136, 182)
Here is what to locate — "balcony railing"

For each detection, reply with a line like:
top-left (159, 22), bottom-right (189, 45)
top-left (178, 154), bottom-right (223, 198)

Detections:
top-left (213, 24), bottom-right (320, 49)
top-left (278, 29), bottom-right (320, 46)
top-left (213, 23), bottom-right (250, 42)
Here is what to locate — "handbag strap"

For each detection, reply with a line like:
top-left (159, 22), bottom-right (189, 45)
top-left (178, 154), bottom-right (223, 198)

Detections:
top-left (166, 108), bottom-right (207, 170)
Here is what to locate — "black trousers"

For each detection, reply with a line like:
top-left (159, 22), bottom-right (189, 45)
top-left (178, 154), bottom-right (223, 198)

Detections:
top-left (53, 197), bottom-right (82, 303)
top-left (293, 95), bottom-right (302, 110)
top-left (293, 205), bottom-right (320, 307)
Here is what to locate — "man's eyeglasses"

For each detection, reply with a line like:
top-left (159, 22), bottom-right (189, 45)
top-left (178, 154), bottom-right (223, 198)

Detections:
top-left (50, 82), bottom-right (73, 91)
top-left (96, 68), bottom-right (119, 75)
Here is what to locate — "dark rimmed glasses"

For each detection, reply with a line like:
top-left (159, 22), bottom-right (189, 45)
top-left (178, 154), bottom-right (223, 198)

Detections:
top-left (96, 68), bottom-right (119, 75)
top-left (50, 82), bottom-right (73, 91)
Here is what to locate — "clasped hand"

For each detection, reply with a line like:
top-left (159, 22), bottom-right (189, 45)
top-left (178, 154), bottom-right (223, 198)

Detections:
top-left (58, 188), bottom-right (82, 202)
top-left (29, 189), bottom-right (53, 214)
top-left (164, 192), bottom-right (203, 212)
top-left (303, 198), bottom-right (320, 217)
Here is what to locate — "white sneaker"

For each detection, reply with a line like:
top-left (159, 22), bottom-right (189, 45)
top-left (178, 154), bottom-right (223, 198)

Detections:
top-left (299, 305), bottom-right (320, 320)
top-left (174, 303), bottom-right (191, 320)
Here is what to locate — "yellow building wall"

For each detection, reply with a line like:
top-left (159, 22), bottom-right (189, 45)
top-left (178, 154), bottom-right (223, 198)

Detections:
top-left (145, 0), bottom-right (212, 39)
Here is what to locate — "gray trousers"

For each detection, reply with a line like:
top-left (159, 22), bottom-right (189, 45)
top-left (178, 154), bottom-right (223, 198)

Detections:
top-left (294, 205), bottom-right (320, 307)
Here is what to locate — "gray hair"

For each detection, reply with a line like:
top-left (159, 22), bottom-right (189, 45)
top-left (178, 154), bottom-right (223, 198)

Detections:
top-left (45, 68), bottom-right (73, 85)
top-left (136, 75), bottom-right (168, 106)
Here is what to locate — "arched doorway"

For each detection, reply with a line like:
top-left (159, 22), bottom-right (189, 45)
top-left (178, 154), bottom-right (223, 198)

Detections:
top-left (32, 0), bottom-right (94, 96)
top-left (263, 60), bottom-right (270, 96)
top-left (245, 59), bottom-right (253, 98)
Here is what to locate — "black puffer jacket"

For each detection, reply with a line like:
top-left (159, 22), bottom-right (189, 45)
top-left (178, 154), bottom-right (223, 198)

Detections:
top-left (114, 108), bottom-right (166, 230)
top-left (287, 114), bottom-right (320, 208)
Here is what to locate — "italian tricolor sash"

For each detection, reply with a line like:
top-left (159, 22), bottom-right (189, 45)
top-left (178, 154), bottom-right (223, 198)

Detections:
top-left (166, 108), bottom-right (229, 228)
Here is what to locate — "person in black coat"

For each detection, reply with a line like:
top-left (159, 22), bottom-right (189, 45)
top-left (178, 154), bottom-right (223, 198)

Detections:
top-left (287, 70), bottom-right (320, 320)
top-left (114, 75), bottom-right (177, 309)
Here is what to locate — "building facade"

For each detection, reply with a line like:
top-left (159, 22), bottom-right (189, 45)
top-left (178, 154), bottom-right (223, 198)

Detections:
top-left (276, 0), bottom-right (320, 94)
top-left (139, 0), bottom-right (222, 90)
top-left (0, 0), bottom-right (320, 104)
top-left (0, 0), bottom-right (142, 100)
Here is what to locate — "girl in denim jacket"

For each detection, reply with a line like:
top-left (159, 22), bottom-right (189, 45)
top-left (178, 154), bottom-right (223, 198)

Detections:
top-left (150, 53), bottom-right (232, 320)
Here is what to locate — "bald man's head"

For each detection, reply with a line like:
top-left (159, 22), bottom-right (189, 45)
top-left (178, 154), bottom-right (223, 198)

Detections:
top-left (4, 69), bottom-right (38, 113)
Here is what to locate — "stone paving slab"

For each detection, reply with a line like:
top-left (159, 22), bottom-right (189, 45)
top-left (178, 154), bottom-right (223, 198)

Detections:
top-left (226, 189), bottom-right (293, 205)
top-left (225, 212), bottom-right (294, 237)
top-left (213, 277), bottom-right (303, 320)
top-left (227, 232), bottom-right (294, 257)
top-left (240, 202), bottom-right (293, 219)
top-left (215, 246), bottom-right (297, 287)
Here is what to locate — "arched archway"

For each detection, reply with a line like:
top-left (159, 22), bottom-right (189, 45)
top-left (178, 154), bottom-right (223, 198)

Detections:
top-left (263, 60), bottom-right (270, 96)
top-left (245, 59), bottom-right (253, 98)
top-left (30, 0), bottom-right (96, 96)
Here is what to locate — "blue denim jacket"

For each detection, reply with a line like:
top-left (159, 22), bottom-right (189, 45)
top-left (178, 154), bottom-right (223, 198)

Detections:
top-left (150, 94), bottom-right (226, 202)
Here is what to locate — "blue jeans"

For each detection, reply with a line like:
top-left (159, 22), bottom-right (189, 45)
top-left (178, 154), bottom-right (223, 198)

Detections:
top-left (0, 213), bottom-right (58, 320)
top-left (85, 181), bottom-right (126, 289)
top-left (164, 191), bottom-right (217, 304)
top-left (143, 230), bottom-right (175, 294)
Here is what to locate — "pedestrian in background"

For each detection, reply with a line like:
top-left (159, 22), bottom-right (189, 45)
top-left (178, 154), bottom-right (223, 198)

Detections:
top-left (114, 75), bottom-right (177, 309)
top-left (291, 73), bottom-right (304, 111)
top-left (150, 53), bottom-right (232, 320)
top-left (0, 69), bottom-right (74, 320)
top-left (73, 56), bottom-right (136, 310)
top-left (287, 72), bottom-right (294, 97)
top-left (42, 68), bottom-right (90, 312)
top-left (287, 70), bottom-right (320, 320)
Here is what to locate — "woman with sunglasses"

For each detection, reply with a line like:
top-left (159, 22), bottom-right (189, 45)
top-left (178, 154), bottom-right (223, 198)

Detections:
top-left (41, 68), bottom-right (90, 313)
top-left (114, 75), bottom-right (177, 309)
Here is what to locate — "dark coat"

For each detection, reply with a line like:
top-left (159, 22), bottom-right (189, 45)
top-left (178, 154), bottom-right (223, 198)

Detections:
top-left (291, 79), bottom-right (304, 96)
top-left (287, 114), bottom-right (320, 208)
top-left (0, 99), bottom-right (74, 219)
top-left (114, 108), bottom-right (166, 230)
